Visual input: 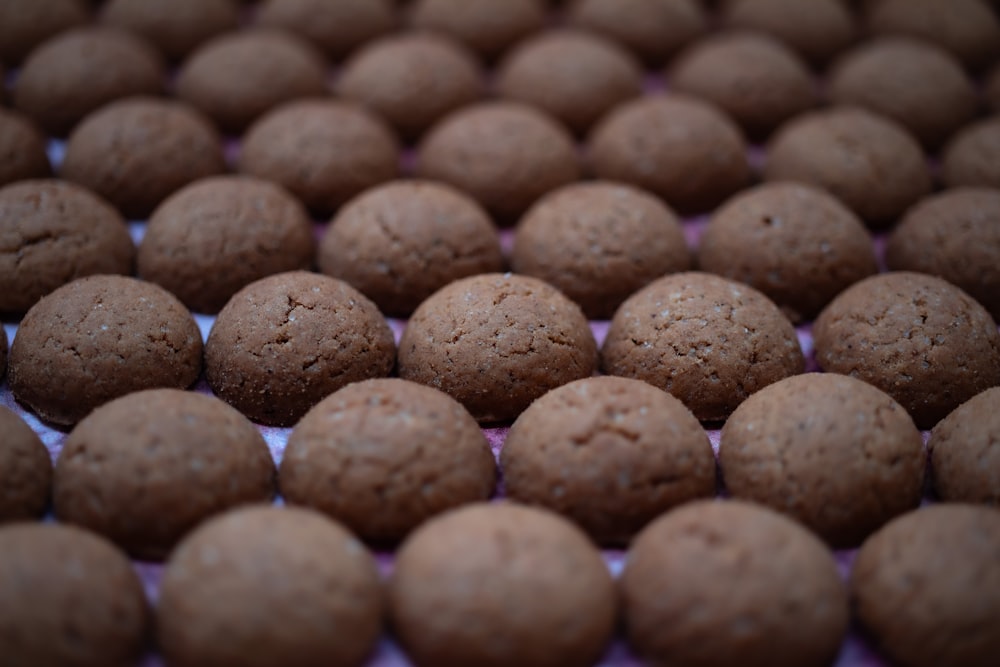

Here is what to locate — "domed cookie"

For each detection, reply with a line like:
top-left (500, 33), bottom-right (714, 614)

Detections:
top-left (409, 0), bottom-right (546, 61)
top-left (0, 0), bottom-right (89, 65)
top-left (929, 387), bottom-right (1000, 505)
top-left (102, 0), bottom-right (239, 61)
top-left (941, 116), bottom-right (1000, 190)
top-left (721, 0), bottom-right (856, 67)
top-left (256, 0), bottom-right (396, 60)
top-left (0, 406), bottom-right (51, 522)
top-left (0, 109), bottom-right (51, 188)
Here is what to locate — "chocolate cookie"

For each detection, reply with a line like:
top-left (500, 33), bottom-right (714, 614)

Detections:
top-left (398, 273), bottom-right (597, 423)
top-left (929, 387), bottom-right (1000, 505)
top-left (501, 376), bottom-right (715, 544)
top-left (601, 272), bottom-right (804, 422)
top-left (256, 0), bottom-right (396, 60)
top-left (138, 175), bottom-right (315, 314)
top-left (416, 102), bottom-right (580, 224)
top-left (0, 405), bottom-right (51, 522)
top-left (318, 180), bottom-right (504, 317)
top-left (511, 181), bottom-right (691, 319)
top-left (0, 0), bottom-right (89, 65)
top-left (587, 95), bottom-right (750, 215)
top-left (814, 272), bottom-right (1000, 429)
top-left (0, 523), bottom-right (149, 667)
top-left (409, 0), bottom-right (546, 61)
top-left (0, 179), bottom-right (135, 314)
top-left (14, 27), bottom-right (166, 136)
top-left (622, 500), bottom-right (849, 667)
top-left (158, 505), bottom-right (383, 667)
top-left (390, 503), bottom-right (616, 667)
top-left (941, 116), bottom-right (1000, 190)
top-left (61, 97), bottom-right (226, 219)
top-left (764, 107), bottom-right (932, 226)
top-left (698, 182), bottom-right (878, 323)
top-left (9, 275), bottom-right (203, 426)
top-left (102, 0), bottom-right (240, 61)
top-left (851, 504), bottom-right (1000, 667)
top-left (239, 100), bottom-right (400, 215)
top-left (176, 29), bottom-right (329, 134)
top-left (721, 0), bottom-right (857, 67)
top-left (0, 109), bottom-right (51, 188)
top-left (206, 271), bottom-right (396, 426)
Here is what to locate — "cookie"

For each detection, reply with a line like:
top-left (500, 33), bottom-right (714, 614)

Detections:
top-left (138, 175), bottom-right (315, 314)
top-left (318, 180), bottom-right (504, 317)
top-left (102, 0), bottom-right (240, 61)
top-left (601, 272), bottom-right (804, 422)
top-left (698, 182), bottom-right (878, 323)
top-left (158, 505), bottom-right (382, 667)
top-left (0, 0), bottom-right (89, 65)
top-left (941, 116), bottom-right (1000, 190)
top-left (851, 504), bottom-right (1000, 667)
top-left (14, 27), bottom-right (166, 136)
top-left (0, 523), bottom-right (149, 667)
top-left (587, 95), bottom-right (750, 215)
top-left (721, 0), bottom-right (856, 67)
top-left (389, 503), bottom-right (616, 667)
top-left (239, 100), bottom-right (400, 215)
top-left (814, 272), bottom-right (1000, 429)
top-left (0, 108), bottom-right (52, 188)
top-left (764, 107), bottom-right (932, 226)
top-left (0, 179), bottom-right (135, 314)
top-left (416, 102), bottom-right (579, 224)
top-left (409, 0), bottom-right (546, 61)
top-left (929, 387), bottom-right (1000, 505)
top-left (622, 500), bottom-right (849, 667)
top-left (61, 97), bottom-right (226, 219)
top-left (9, 275), bottom-right (203, 426)
top-left (398, 273), bottom-right (597, 423)
top-left (511, 181), bottom-right (691, 319)
top-left (256, 0), bottom-right (396, 60)
top-left (0, 405), bottom-right (51, 522)
top-left (176, 29), bottom-right (329, 134)
top-left (206, 271), bottom-right (396, 427)
top-left (501, 376), bottom-right (715, 544)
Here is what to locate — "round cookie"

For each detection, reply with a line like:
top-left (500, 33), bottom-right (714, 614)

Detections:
top-left (698, 182), bottom-right (878, 323)
top-left (138, 176), bottom-right (315, 314)
top-left (318, 180), bottom-right (504, 317)
top-left (61, 97), bottom-right (226, 219)
top-left (0, 0), bottom-right (89, 65)
top-left (398, 273), bottom-right (598, 423)
top-left (622, 500), bottom-right (849, 667)
top-left (814, 272), bottom-right (1000, 429)
top-left (158, 506), bottom-right (383, 667)
top-left (764, 107), bottom-right (932, 226)
top-left (281, 378), bottom-right (496, 542)
top-left (941, 116), bottom-right (1000, 190)
top-left (409, 0), bottom-right (546, 61)
top-left (416, 102), bottom-right (580, 224)
top-left (886, 188), bottom-right (1000, 320)
top-left (14, 27), bottom-right (166, 136)
top-left (176, 29), bottom-right (329, 134)
top-left (929, 387), bottom-right (1000, 505)
top-left (9, 275), bottom-right (203, 426)
top-left (587, 95), bottom-right (750, 215)
top-left (389, 503), bottom-right (616, 667)
top-left (255, 0), bottom-right (396, 60)
top-left (511, 181), bottom-right (691, 319)
top-left (102, 0), bottom-right (240, 61)
top-left (601, 272), bottom-right (804, 422)
top-left (851, 504), bottom-right (1000, 667)
top-left (239, 100), bottom-right (400, 215)
top-left (206, 271), bottom-right (396, 427)
top-left (501, 376), bottom-right (715, 544)
top-left (336, 33), bottom-right (482, 141)
top-left (0, 109), bottom-right (52, 188)
top-left (495, 29), bottom-right (643, 135)
top-left (721, 0), bottom-right (856, 67)
top-left (668, 32), bottom-right (818, 140)
top-left (0, 179), bottom-right (135, 314)
top-left (0, 406), bottom-right (52, 522)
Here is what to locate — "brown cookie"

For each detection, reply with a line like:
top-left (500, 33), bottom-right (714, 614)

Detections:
top-left (138, 175), bottom-right (315, 314)
top-left (0, 523), bottom-right (149, 667)
top-left (0, 405), bottom-right (51, 522)
top-left (622, 500), bottom-right (849, 667)
top-left (398, 273), bottom-right (598, 423)
top-left (102, 0), bottom-right (240, 61)
top-left (0, 179), bottom-right (135, 315)
top-left (0, 108), bottom-right (52, 188)
top-left (601, 272), bottom-right (804, 422)
top-left (416, 102), bottom-right (580, 224)
top-left (176, 29), bottom-right (329, 134)
top-left (511, 181), bottom-right (691, 319)
top-left (61, 97), bottom-right (226, 219)
top-left (929, 387), bottom-right (1000, 505)
top-left (814, 272), bottom-right (1000, 429)
top-left (239, 100), bottom-right (400, 215)
top-left (0, 0), bottom-right (89, 66)
top-left (318, 180), bottom-right (503, 317)
top-left (587, 95), bottom-right (750, 215)
top-left (409, 0), bottom-right (546, 61)
top-left (158, 505), bottom-right (383, 667)
top-left (720, 0), bottom-right (857, 67)
top-left (256, 0), bottom-right (397, 60)
top-left (941, 116), bottom-right (1000, 190)
top-left (390, 503), bottom-right (616, 667)
top-left (698, 181), bottom-right (878, 323)
top-left (851, 504), bottom-right (1000, 667)
top-left (206, 271), bottom-right (396, 427)
top-left (9, 275), bottom-right (203, 426)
